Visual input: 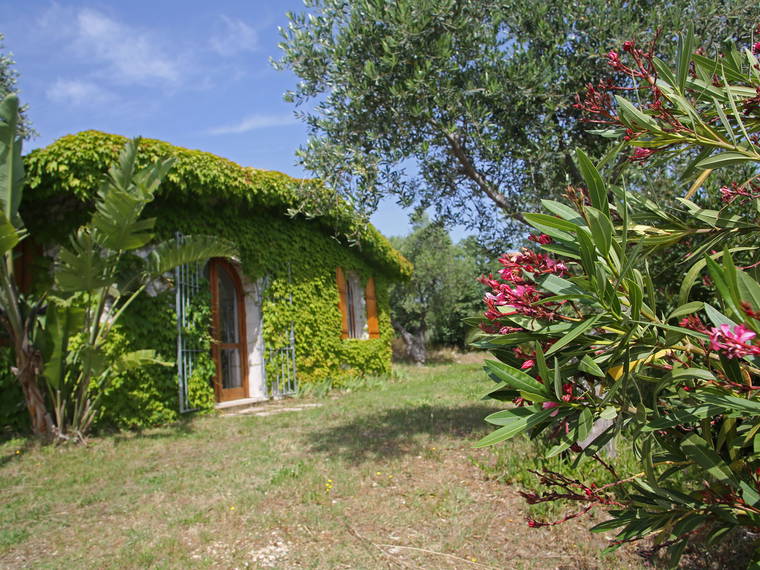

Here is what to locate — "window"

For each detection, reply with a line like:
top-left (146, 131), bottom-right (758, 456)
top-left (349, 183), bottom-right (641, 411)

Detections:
top-left (336, 268), bottom-right (380, 339)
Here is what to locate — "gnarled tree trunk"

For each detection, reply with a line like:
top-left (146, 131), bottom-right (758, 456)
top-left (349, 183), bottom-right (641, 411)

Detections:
top-left (393, 320), bottom-right (427, 365)
top-left (14, 342), bottom-right (53, 438)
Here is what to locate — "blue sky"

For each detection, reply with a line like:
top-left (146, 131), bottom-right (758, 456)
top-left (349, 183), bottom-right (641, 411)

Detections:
top-left (0, 0), bottom-right (419, 238)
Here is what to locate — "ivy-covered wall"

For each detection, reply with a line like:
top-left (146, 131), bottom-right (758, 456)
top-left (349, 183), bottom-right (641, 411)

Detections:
top-left (15, 131), bottom-right (409, 430)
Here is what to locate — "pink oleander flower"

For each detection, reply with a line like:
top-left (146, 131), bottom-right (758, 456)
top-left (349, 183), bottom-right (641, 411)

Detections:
top-left (520, 359), bottom-right (535, 370)
top-left (679, 314), bottom-right (708, 333)
top-left (528, 233), bottom-right (553, 245)
top-left (542, 401), bottom-right (560, 417)
top-left (719, 182), bottom-right (760, 204)
top-left (630, 147), bottom-right (655, 162)
top-left (709, 324), bottom-right (760, 359)
top-left (753, 41), bottom-right (760, 54)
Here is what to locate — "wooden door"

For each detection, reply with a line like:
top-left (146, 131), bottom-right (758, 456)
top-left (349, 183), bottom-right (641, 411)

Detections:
top-left (209, 259), bottom-right (248, 402)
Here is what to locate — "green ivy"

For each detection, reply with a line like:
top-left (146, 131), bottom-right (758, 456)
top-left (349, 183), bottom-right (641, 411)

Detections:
top-left (11, 130), bottom-right (406, 430)
top-left (23, 131), bottom-right (411, 278)
top-left (0, 347), bottom-right (28, 435)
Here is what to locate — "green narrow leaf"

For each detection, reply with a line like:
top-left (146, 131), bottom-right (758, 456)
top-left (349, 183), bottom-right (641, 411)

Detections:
top-left (523, 213), bottom-right (579, 233)
top-left (740, 481), bottom-right (760, 507)
top-left (737, 270), bottom-right (760, 314)
top-left (545, 315), bottom-right (601, 357)
top-left (553, 357), bottom-right (562, 400)
top-left (586, 207), bottom-right (613, 255)
top-left (578, 354), bottom-right (605, 377)
top-left (724, 72), bottom-right (754, 147)
top-left (667, 301), bottom-right (704, 321)
top-left (713, 98), bottom-right (736, 145)
top-left (482, 360), bottom-right (549, 399)
top-left (534, 342), bottom-right (550, 385)
top-left (0, 210), bottom-right (23, 254)
top-left (614, 95), bottom-right (660, 133)
top-left (577, 228), bottom-right (596, 275)
top-left (577, 408), bottom-right (593, 442)
top-left (680, 433), bottom-right (738, 487)
top-left (575, 149), bottom-right (608, 216)
top-left (521, 213), bottom-right (575, 242)
top-left (676, 25), bottom-right (695, 93)
top-left (484, 406), bottom-right (534, 425)
top-left (696, 152), bottom-right (755, 170)
top-left (651, 56), bottom-right (678, 87)
top-left (474, 408), bottom-right (556, 447)
top-left (626, 278), bottom-right (642, 321)
top-left (540, 200), bottom-right (585, 225)
top-left (704, 256), bottom-right (742, 320)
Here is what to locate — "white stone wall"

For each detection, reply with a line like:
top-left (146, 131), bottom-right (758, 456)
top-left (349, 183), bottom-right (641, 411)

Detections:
top-left (240, 273), bottom-right (267, 400)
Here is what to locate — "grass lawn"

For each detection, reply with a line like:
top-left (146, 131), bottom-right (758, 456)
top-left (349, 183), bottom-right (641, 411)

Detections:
top-left (1, 358), bottom-right (646, 569)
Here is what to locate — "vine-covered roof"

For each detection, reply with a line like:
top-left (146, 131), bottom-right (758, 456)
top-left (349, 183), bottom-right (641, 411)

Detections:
top-left (23, 130), bottom-right (411, 278)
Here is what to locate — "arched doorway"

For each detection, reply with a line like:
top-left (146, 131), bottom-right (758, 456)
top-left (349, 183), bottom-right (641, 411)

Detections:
top-left (209, 258), bottom-right (249, 402)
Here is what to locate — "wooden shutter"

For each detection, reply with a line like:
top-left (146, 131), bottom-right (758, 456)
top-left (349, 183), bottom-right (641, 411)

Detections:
top-left (336, 267), bottom-right (349, 339)
top-left (365, 277), bottom-right (380, 339)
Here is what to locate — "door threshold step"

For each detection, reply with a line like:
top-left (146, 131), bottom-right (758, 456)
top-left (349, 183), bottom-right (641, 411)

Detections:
top-left (221, 402), bottom-right (323, 417)
top-left (215, 397), bottom-right (268, 411)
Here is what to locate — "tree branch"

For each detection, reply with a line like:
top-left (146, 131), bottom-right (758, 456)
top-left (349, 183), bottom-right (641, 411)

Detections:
top-left (441, 131), bottom-right (526, 225)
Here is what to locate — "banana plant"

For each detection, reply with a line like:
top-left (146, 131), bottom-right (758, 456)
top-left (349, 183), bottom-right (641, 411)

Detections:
top-left (0, 94), bottom-right (51, 437)
top-left (39, 138), bottom-right (238, 440)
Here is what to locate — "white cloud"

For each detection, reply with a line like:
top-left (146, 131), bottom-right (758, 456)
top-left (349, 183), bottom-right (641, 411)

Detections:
top-left (208, 114), bottom-right (298, 135)
top-left (46, 79), bottom-right (113, 106)
top-left (210, 16), bottom-right (259, 56)
top-left (74, 8), bottom-right (181, 85)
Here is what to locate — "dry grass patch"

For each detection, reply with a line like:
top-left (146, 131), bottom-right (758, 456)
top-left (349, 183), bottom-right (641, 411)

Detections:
top-left (1, 362), bottom-right (648, 569)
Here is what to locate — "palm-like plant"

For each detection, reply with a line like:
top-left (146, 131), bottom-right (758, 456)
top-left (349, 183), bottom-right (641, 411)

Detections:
top-left (0, 94), bottom-right (237, 440)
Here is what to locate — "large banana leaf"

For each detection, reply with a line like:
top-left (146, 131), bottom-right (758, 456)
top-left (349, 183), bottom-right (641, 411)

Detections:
top-left (110, 349), bottom-right (172, 374)
top-left (55, 229), bottom-right (111, 292)
top-left (41, 301), bottom-right (86, 390)
top-left (104, 137), bottom-right (174, 200)
top-left (132, 158), bottom-right (175, 200)
top-left (91, 186), bottom-right (156, 251)
top-left (145, 234), bottom-right (238, 277)
top-left (0, 210), bottom-right (25, 255)
top-left (0, 95), bottom-right (24, 227)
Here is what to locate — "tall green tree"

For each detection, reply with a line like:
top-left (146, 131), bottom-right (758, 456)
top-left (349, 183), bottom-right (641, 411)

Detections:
top-left (276, 0), bottom-right (759, 248)
top-left (390, 218), bottom-right (484, 362)
top-left (0, 34), bottom-right (34, 139)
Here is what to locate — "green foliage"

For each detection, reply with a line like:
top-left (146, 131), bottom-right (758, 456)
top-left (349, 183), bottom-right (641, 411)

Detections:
top-left (15, 131), bottom-right (402, 430)
top-left (389, 217), bottom-right (485, 357)
top-left (23, 131), bottom-right (411, 279)
top-left (475, 35), bottom-right (760, 566)
top-left (276, 0), bottom-right (760, 248)
top-left (0, 347), bottom-right (28, 434)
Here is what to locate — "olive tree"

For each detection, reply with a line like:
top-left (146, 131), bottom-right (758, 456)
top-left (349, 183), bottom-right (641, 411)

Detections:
top-left (276, 0), bottom-right (759, 248)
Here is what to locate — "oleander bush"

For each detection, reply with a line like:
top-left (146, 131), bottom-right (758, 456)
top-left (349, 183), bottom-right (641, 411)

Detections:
top-left (474, 31), bottom-right (760, 566)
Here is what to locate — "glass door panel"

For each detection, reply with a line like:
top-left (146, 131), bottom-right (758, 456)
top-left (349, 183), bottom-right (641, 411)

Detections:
top-left (210, 259), bottom-right (248, 401)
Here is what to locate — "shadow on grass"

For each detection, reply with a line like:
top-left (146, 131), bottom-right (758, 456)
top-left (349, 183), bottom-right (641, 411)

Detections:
top-left (306, 403), bottom-right (495, 463)
top-left (0, 436), bottom-right (37, 468)
top-left (111, 416), bottom-right (197, 445)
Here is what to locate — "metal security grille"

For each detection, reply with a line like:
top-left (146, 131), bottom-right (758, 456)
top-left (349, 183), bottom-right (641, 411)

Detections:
top-left (264, 264), bottom-right (298, 398)
top-left (175, 234), bottom-right (205, 413)
top-left (265, 325), bottom-right (298, 397)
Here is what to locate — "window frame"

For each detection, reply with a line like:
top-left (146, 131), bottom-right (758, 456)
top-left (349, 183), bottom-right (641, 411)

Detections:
top-left (336, 267), bottom-right (380, 340)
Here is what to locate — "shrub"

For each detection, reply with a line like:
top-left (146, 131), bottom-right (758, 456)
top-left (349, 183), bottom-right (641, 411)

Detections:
top-left (474, 31), bottom-right (760, 566)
